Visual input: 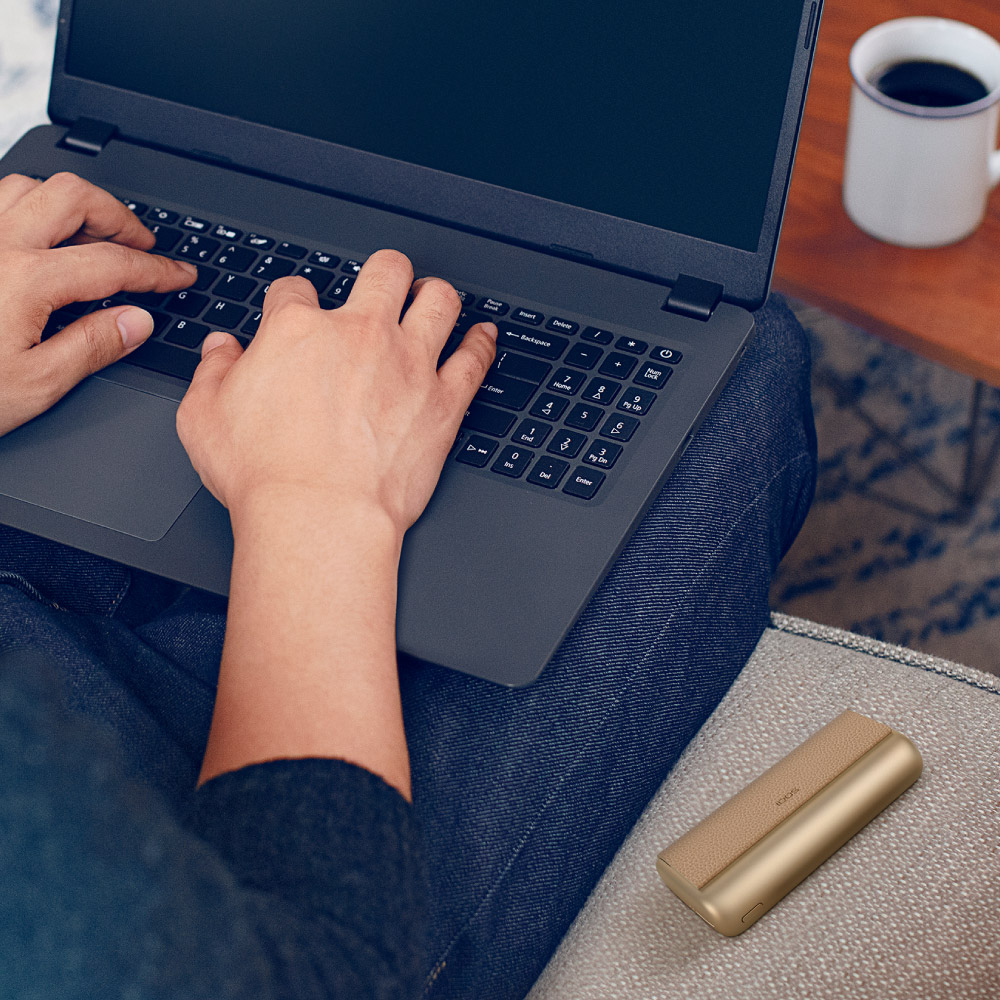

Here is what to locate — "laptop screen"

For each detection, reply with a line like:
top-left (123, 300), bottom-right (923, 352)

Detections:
top-left (65, 0), bottom-right (802, 254)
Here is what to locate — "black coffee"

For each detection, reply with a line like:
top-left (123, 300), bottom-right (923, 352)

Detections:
top-left (874, 59), bottom-right (989, 108)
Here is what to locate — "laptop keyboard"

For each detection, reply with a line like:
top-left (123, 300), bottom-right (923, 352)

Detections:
top-left (40, 188), bottom-right (685, 503)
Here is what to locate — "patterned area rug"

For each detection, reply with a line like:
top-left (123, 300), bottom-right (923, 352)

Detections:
top-left (3, 0), bottom-right (999, 676)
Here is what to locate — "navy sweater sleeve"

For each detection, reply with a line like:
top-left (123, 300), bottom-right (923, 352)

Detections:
top-left (187, 759), bottom-right (431, 998)
top-left (0, 647), bottom-right (429, 999)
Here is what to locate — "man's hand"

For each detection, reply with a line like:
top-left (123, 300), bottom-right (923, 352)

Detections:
top-left (177, 249), bottom-right (498, 537)
top-left (0, 172), bottom-right (197, 436)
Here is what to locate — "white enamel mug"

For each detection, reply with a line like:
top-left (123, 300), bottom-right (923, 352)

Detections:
top-left (842, 17), bottom-right (1000, 247)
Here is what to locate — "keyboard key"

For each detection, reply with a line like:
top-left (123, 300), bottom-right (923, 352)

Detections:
top-left (121, 340), bottom-right (199, 380)
top-left (277, 241), bottom-right (307, 259)
top-left (149, 224), bottom-right (182, 252)
top-left (147, 207), bottom-right (178, 224)
top-left (547, 368), bottom-right (586, 395)
top-left (297, 265), bottom-right (334, 295)
top-left (252, 255), bottom-right (296, 280)
top-left (615, 336), bottom-right (648, 354)
top-left (215, 245), bottom-right (257, 272)
top-left (491, 446), bottom-right (533, 479)
top-left (529, 394), bottom-right (568, 421)
top-left (455, 434), bottom-right (498, 467)
top-left (547, 429), bottom-right (587, 458)
top-left (563, 467), bottom-right (606, 500)
top-left (191, 265), bottom-right (220, 291)
top-left (581, 378), bottom-right (622, 405)
top-left (251, 282), bottom-right (270, 307)
top-left (511, 419), bottom-right (552, 447)
top-left (437, 331), bottom-right (464, 368)
top-left (564, 343), bottom-right (603, 370)
top-left (205, 300), bottom-right (248, 330)
top-left (244, 232), bottom-right (275, 250)
top-left (510, 306), bottom-right (544, 325)
top-left (122, 198), bottom-right (148, 215)
top-left (565, 403), bottom-right (603, 431)
top-left (583, 440), bottom-right (623, 469)
top-left (497, 324), bottom-right (568, 360)
top-left (478, 297), bottom-right (510, 317)
top-left (454, 289), bottom-right (476, 306)
top-left (308, 250), bottom-right (340, 268)
top-left (213, 223), bottom-right (243, 241)
top-left (328, 275), bottom-right (355, 302)
top-left (148, 311), bottom-right (173, 337)
top-left (617, 388), bottom-right (656, 415)
top-left (125, 290), bottom-right (167, 309)
top-left (527, 457), bottom-right (569, 489)
top-left (165, 289), bottom-right (209, 317)
top-left (650, 346), bottom-right (683, 364)
top-left (455, 309), bottom-right (492, 333)
top-left (214, 273), bottom-right (256, 301)
top-left (598, 352), bottom-right (637, 379)
top-left (63, 299), bottom-right (92, 316)
top-left (177, 234), bottom-right (220, 263)
top-left (546, 316), bottom-right (579, 335)
top-left (165, 319), bottom-right (209, 348)
top-left (581, 326), bottom-right (614, 345)
top-left (181, 216), bottom-right (211, 232)
top-left (634, 362), bottom-right (672, 389)
top-left (462, 401), bottom-right (515, 437)
top-left (242, 311), bottom-right (263, 336)
top-left (475, 372), bottom-right (536, 410)
top-left (41, 309), bottom-right (76, 340)
top-left (342, 259), bottom-right (363, 275)
top-left (600, 413), bottom-right (640, 441)
top-left (492, 350), bottom-right (551, 384)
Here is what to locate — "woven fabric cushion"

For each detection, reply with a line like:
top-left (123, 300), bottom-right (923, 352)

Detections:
top-left (527, 614), bottom-right (1000, 1000)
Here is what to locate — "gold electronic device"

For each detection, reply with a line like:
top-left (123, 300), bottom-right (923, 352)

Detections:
top-left (656, 709), bottom-right (922, 936)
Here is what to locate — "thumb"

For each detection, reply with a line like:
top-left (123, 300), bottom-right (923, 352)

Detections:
top-left (176, 331), bottom-right (244, 437)
top-left (30, 304), bottom-right (155, 399)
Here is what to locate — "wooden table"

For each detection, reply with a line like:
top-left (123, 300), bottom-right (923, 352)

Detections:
top-left (774, 0), bottom-right (1000, 389)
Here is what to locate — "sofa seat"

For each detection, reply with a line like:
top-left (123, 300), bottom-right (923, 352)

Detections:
top-left (528, 613), bottom-right (1000, 1000)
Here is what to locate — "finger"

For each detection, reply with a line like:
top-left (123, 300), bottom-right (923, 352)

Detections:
top-left (0, 173), bottom-right (41, 215)
top-left (3, 172), bottom-right (155, 250)
top-left (261, 274), bottom-right (320, 315)
top-left (26, 304), bottom-right (156, 404)
top-left (176, 332), bottom-right (244, 433)
top-left (344, 248), bottom-right (414, 324)
top-left (438, 321), bottom-right (498, 413)
top-left (41, 242), bottom-right (197, 311)
top-left (400, 276), bottom-right (461, 355)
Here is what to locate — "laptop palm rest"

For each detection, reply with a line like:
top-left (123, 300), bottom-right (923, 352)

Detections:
top-left (0, 376), bottom-right (201, 542)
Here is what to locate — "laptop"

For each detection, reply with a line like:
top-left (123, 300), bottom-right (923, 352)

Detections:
top-left (0, 0), bottom-right (821, 686)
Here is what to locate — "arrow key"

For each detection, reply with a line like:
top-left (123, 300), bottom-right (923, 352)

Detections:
top-left (546, 429), bottom-right (587, 458)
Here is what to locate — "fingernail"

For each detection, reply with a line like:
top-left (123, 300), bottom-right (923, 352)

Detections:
top-left (178, 261), bottom-right (199, 277)
top-left (201, 332), bottom-right (231, 355)
top-left (482, 322), bottom-right (498, 340)
top-left (116, 307), bottom-right (154, 350)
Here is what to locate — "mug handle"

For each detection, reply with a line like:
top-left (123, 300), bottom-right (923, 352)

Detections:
top-left (991, 149), bottom-right (1000, 188)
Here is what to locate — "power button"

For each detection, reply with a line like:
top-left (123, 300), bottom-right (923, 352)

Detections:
top-left (742, 902), bottom-right (765, 924)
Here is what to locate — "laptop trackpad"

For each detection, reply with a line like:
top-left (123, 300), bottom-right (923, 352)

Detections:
top-left (0, 376), bottom-right (202, 542)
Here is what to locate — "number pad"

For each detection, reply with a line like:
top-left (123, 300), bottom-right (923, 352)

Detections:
top-left (581, 379), bottom-right (621, 405)
top-left (600, 414), bottom-right (639, 441)
top-left (616, 388), bottom-right (656, 416)
top-left (491, 446), bottom-right (533, 478)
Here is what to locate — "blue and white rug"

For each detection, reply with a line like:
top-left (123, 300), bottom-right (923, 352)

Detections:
top-left (3, 0), bottom-right (999, 676)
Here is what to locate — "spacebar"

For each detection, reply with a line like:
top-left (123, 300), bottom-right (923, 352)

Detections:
top-left (120, 341), bottom-right (199, 381)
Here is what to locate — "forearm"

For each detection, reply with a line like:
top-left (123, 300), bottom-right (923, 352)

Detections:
top-left (198, 489), bottom-right (411, 798)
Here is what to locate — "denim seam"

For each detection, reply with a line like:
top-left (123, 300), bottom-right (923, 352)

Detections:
top-left (0, 572), bottom-right (63, 611)
top-left (423, 448), bottom-right (814, 991)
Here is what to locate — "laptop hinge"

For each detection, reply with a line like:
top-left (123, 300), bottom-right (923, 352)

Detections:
top-left (661, 274), bottom-right (724, 321)
top-left (58, 118), bottom-right (118, 156)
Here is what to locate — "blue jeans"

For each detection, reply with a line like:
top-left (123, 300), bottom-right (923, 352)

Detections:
top-left (0, 295), bottom-right (815, 999)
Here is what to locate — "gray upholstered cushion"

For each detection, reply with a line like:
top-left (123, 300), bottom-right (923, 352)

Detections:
top-left (528, 614), bottom-right (1000, 1000)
